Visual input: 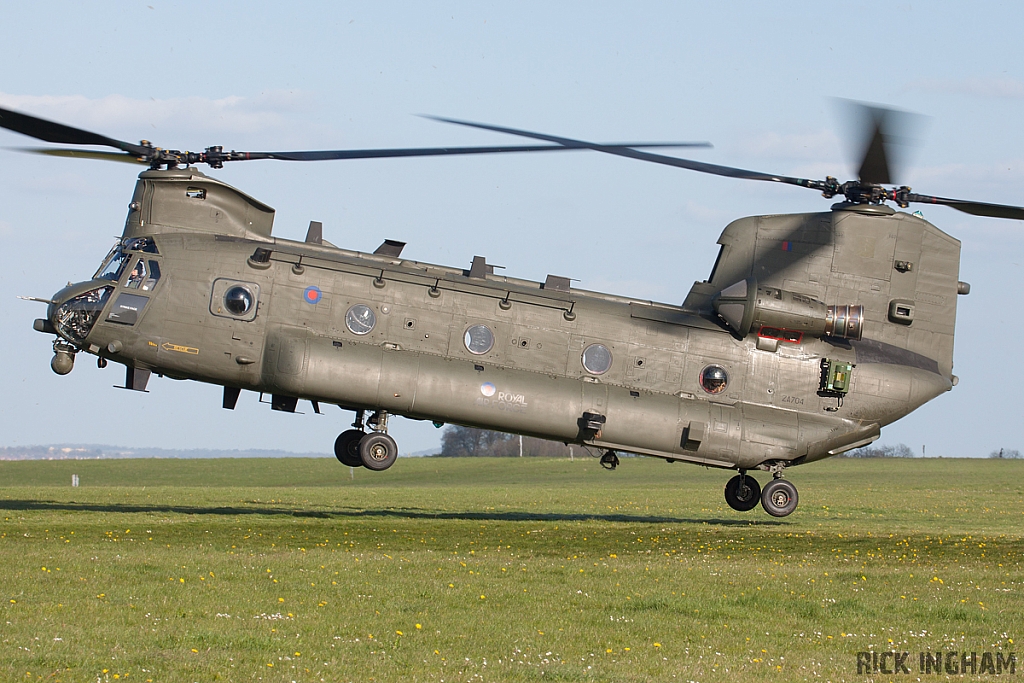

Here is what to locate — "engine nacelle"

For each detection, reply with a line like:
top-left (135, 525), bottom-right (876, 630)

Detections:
top-left (712, 278), bottom-right (863, 341)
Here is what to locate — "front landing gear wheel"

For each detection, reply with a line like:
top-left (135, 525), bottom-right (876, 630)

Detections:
top-left (334, 429), bottom-right (365, 467)
top-left (760, 479), bottom-right (798, 517)
top-left (359, 433), bottom-right (399, 471)
top-left (724, 474), bottom-right (761, 512)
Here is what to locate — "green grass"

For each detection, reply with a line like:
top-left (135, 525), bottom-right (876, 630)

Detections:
top-left (1, 456), bottom-right (1022, 682)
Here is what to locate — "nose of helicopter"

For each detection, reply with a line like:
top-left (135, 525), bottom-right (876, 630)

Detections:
top-left (41, 281), bottom-right (116, 346)
top-left (34, 281), bottom-right (116, 376)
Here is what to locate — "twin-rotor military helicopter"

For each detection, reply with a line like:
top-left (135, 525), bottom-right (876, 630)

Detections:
top-left (6, 103), bottom-right (1023, 517)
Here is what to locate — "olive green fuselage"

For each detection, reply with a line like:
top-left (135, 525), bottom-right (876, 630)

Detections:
top-left (50, 168), bottom-right (961, 472)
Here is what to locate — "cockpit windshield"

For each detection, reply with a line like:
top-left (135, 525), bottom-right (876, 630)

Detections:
top-left (94, 244), bottom-right (129, 281)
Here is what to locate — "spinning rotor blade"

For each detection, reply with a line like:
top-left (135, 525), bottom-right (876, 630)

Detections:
top-left (856, 108), bottom-right (892, 185)
top-left (0, 106), bottom-right (149, 156)
top-left (845, 102), bottom-right (924, 186)
top-left (430, 115), bottom-right (1024, 221)
top-left (15, 147), bottom-right (147, 164)
top-left (0, 104), bottom-right (709, 168)
top-left (240, 141), bottom-right (710, 162)
top-left (424, 115), bottom-right (826, 191)
top-left (903, 192), bottom-right (1024, 221)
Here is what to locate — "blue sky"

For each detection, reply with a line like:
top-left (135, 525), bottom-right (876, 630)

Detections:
top-left (1, 1), bottom-right (1022, 457)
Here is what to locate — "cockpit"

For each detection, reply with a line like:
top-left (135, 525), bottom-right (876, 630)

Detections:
top-left (52, 237), bottom-right (162, 343)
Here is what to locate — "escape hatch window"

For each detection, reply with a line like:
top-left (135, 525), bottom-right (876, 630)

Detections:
top-left (699, 365), bottom-right (729, 395)
top-left (581, 343), bottom-right (613, 375)
top-left (345, 304), bottom-right (377, 335)
top-left (224, 286), bottom-right (254, 316)
top-left (210, 279), bottom-right (260, 321)
top-left (464, 324), bottom-right (494, 355)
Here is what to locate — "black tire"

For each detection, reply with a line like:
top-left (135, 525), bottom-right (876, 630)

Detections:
top-left (359, 432), bottom-right (398, 471)
top-left (760, 478), bottom-right (798, 517)
top-left (334, 429), bottom-right (365, 467)
top-left (724, 474), bottom-right (761, 511)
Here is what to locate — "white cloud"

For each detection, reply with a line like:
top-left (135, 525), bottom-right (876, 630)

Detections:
top-left (678, 199), bottom-right (736, 226)
top-left (0, 90), bottom-right (316, 144)
top-left (733, 129), bottom-right (842, 162)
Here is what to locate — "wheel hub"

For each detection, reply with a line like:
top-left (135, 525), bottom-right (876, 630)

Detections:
top-left (368, 443), bottom-right (389, 462)
top-left (771, 490), bottom-right (790, 507)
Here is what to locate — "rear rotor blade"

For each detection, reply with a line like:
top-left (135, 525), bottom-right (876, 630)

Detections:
top-left (904, 192), bottom-right (1024, 221)
top-left (857, 107), bottom-right (892, 185)
top-left (424, 115), bottom-right (826, 191)
top-left (0, 106), bottom-right (148, 156)
top-left (844, 101), bottom-right (926, 186)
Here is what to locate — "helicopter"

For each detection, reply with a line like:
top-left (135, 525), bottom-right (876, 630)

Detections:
top-left (5, 103), bottom-right (1024, 517)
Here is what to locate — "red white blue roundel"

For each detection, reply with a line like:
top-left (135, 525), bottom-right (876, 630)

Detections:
top-left (303, 286), bottom-right (322, 304)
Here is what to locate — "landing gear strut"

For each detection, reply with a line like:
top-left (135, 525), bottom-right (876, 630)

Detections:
top-left (333, 409), bottom-right (399, 471)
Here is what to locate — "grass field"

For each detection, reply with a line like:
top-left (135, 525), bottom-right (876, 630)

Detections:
top-left (1, 456), bottom-right (1021, 682)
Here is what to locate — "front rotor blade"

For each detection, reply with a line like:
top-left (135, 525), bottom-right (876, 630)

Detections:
top-left (905, 192), bottom-right (1024, 221)
top-left (14, 147), bottom-right (147, 164)
top-left (234, 141), bottom-right (711, 162)
top-left (424, 116), bottom-right (825, 190)
top-left (0, 106), bottom-right (148, 156)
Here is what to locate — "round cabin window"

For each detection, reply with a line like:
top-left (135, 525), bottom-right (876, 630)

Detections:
top-left (464, 324), bottom-right (494, 355)
top-left (224, 286), bottom-right (254, 316)
top-left (699, 365), bottom-right (729, 395)
top-left (581, 343), bottom-right (612, 375)
top-left (345, 304), bottom-right (377, 335)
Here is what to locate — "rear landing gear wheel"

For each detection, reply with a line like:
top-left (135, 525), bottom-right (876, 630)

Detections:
top-left (359, 432), bottom-right (398, 471)
top-left (760, 478), bottom-right (798, 517)
top-left (599, 450), bottom-right (620, 470)
top-left (724, 473), bottom-right (761, 511)
top-left (334, 429), bottom-right (365, 467)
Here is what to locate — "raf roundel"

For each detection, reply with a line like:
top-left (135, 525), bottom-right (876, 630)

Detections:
top-left (303, 286), bottom-right (322, 304)
top-left (480, 382), bottom-right (496, 397)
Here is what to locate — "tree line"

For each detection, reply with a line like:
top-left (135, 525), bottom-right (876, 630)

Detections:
top-left (439, 425), bottom-right (577, 458)
top-left (439, 428), bottom-right (1023, 459)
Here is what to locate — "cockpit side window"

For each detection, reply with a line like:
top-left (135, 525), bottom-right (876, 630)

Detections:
top-left (142, 260), bottom-right (161, 291)
top-left (126, 259), bottom-right (147, 289)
